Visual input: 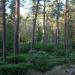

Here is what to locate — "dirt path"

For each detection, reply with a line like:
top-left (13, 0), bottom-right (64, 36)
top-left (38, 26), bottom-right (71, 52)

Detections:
top-left (30, 65), bottom-right (75, 75)
top-left (45, 65), bottom-right (75, 75)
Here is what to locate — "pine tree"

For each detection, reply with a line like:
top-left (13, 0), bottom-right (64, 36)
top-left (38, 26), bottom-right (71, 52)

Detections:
top-left (64, 0), bottom-right (70, 65)
top-left (32, 0), bottom-right (39, 49)
top-left (2, 0), bottom-right (6, 62)
top-left (14, 0), bottom-right (20, 56)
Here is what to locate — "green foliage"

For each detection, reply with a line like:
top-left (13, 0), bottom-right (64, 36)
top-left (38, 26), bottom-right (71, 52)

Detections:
top-left (0, 49), bottom-right (73, 73)
top-left (19, 43), bottom-right (31, 53)
top-left (6, 54), bottom-right (31, 63)
top-left (34, 43), bottom-right (54, 53)
top-left (30, 51), bottom-right (51, 72)
top-left (70, 0), bottom-right (75, 5)
top-left (30, 51), bottom-right (65, 72)
top-left (0, 32), bottom-right (3, 48)
top-left (0, 63), bottom-right (32, 75)
top-left (49, 56), bottom-right (65, 68)
top-left (7, 22), bottom-right (14, 49)
top-left (72, 41), bottom-right (75, 49)
top-left (0, 23), bottom-right (14, 49)
top-left (37, 26), bottom-right (42, 42)
top-left (0, 63), bottom-right (31, 71)
top-left (55, 48), bottom-right (66, 56)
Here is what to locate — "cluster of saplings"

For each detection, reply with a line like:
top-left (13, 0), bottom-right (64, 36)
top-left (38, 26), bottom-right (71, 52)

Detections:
top-left (0, 42), bottom-right (75, 75)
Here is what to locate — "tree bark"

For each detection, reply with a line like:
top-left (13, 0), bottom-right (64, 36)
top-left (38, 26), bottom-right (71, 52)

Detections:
top-left (56, 0), bottom-right (60, 48)
top-left (43, 0), bottom-right (46, 43)
top-left (2, 0), bottom-right (6, 63)
top-left (64, 0), bottom-right (70, 65)
top-left (32, 0), bottom-right (39, 49)
top-left (14, 0), bottom-right (20, 60)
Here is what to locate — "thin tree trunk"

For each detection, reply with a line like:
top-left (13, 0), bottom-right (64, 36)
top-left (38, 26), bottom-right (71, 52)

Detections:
top-left (2, 0), bottom-right (6, 63)
top-left (14, 0), bottom-right (20, 62)
top-left (56, 0), bottom-right (60, 48)
top-left (32, 0), bottom-right (39, 49)
top-left (43, 0), bottom-right (46, 43)
top-left (64, 0), bottom-right (70, 65)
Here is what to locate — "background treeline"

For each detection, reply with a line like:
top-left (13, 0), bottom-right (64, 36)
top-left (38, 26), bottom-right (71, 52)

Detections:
top-left (0, 0), bottom-right (75, 75)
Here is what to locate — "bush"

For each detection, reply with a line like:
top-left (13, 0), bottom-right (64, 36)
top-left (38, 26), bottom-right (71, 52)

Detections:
top-left (7, 23), bottom-right (14, 49)
top-left (30, 51), bottom-right (51, 72)
top-left (30, 51), bottom-right (65, 72)
top-left (3, 51), bottom-right (65, 73)
top-left (55, 48), bottom-right (66, 56)
top-left (49, 57), bottom-right (65, 68)
top-left (34, 43), bottom-right (54, 53)
top-left (6, 54), bottom-right (31, 63)
top-left (0, 63), bottom-right (32, 75)
top-left (19, 43), bottom-right (31, 53)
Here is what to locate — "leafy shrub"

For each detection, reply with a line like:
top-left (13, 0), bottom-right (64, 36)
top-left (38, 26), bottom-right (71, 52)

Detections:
top-left (7, 23), bottom-right (14, 49)
top-left (19, 43), bottom-right (31, 53)
top-left (49, 57), bottom-right (65, 68)
top-left (34, 43), bottom-right (54, 53)
top-left (55, 48), bottom-right (66, 56)
top-left (30, 51), bottom-right (51, 72)
top-left (3, 51), bottom-right (65, 73)
top-left (0, 32), bottom-right (3, 48)
top-left (30, 50), bottom-right (65, 72)
top-left (0, 63), bottom-right (32, 75)
top-left (6, 54), bottom-right (31, 63)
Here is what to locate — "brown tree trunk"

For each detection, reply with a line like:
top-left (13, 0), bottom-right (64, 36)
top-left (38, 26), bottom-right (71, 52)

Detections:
top-left (56, 0), bottom-right (60, 48)
top-left (32, 0), bottom-right (39, 49)
top-left (14, 0), bottom-right (20, 57)
top-left (43, 0), bottom-right (46, 43)
top-left (64, 0), bottom-right (70, 65)
top-left (2, 0), bottom-right (6, 63)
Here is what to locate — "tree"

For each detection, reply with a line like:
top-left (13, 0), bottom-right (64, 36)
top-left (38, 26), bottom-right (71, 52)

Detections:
top-left (43, 0), bottom-right (46, 42)
top-left (50, 0), bottom-right (64, 47)
top-left (32, 0), bottom-right (40, 49)
top-left (64, 0), bottom-right (70, 65)
top-left (6, 16), bottom-right (14, 50)
top-left (14, 0), bottom-right (20, 56)
top-left (55, 0), bottom-right (60, 48)
top-left (2, 0), bottom-right (6, 62)
top-left (37, 25), bottom-right (42, 42)
top-left (0, 0), bottom-right (3, 48)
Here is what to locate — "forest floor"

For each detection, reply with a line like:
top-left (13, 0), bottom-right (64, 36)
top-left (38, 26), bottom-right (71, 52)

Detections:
top-left (30, 65), bottom-right (75, 75)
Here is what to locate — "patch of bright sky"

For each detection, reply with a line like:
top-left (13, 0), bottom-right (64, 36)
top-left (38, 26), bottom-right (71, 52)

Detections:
top-left (6, 0), bottom-right (66, 16)
top-left (20, 0), bottom-right (32, 15)
top-left (6, 0), bottom-right (32, 15)
top-left (20, 0), bottom-right (66, 15)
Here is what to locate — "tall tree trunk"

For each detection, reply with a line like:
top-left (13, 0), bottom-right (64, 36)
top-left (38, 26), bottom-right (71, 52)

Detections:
top-left (64, 0), bottom-right (70, 65)
top-left (43, 0), bottom-right (46, 43)
top-left (32, 0), bottom-right (39, 49)
top-left (2, 0), bottom-right (6, 63)
top-left (56, 0), bottom-right (60, 48)
top-left (14, 0), bottom-right (20, 56)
